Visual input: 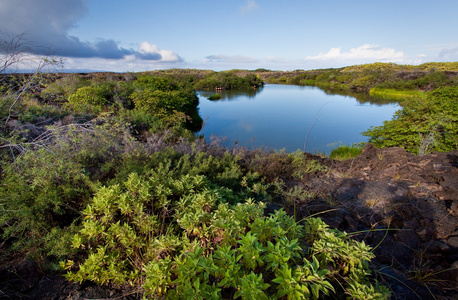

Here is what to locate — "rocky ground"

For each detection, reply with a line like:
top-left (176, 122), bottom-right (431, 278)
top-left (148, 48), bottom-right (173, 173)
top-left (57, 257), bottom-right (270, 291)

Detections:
top-left (298, 144), bottom-right (458, 299)
top-left (1, 144), bottom-right (457, 299)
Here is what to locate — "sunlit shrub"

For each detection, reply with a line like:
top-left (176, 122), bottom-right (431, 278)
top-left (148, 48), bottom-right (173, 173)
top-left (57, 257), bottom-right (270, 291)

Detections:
top-left (364, 86), bottom-right (458, 153)
top-left (63, 171), bottom-right (389, 299)
top-left (68, 85), bottom-right (108, 111)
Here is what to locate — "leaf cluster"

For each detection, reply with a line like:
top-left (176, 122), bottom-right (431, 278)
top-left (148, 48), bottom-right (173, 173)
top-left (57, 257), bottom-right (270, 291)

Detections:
top-left (63, 163), bottom-right (388, 299)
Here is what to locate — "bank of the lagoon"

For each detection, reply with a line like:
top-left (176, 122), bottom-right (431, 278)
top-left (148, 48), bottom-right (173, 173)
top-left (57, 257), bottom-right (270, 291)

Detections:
top-left (198, 84), bottom-right (399, 154)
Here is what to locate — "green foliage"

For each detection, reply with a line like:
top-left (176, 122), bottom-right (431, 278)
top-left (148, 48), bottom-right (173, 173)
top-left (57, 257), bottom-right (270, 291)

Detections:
top-left (195, 71), bottom-right (264, 90)
top-left (260, 62), bottom-right (458, 94)
top-left (363, 86), bottom-right (458, 153)
top-left (130, 74), bottom-right (201, 130)
top-left (41, 74), bottom-right (89, 101)
top-left (67, 85), bottom-right (108, 111)
top-left (132, 90), bottom-right (193, 117)
top-left (63, 168), bottom-right (388, 299)
top-left (0, 118), bottom-right (137, 261)
top-left (246, 149), bottom-right (327, 182)
top-left (117, 107), bottom-right (164, 135)
top-left (329, 143), bottom-right (364, 160)
top-left (208, 93), bottom-right (222, 100)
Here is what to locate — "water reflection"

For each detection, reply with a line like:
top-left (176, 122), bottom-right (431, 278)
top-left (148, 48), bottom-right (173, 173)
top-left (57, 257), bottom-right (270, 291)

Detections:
top-left (198, 87), bottom-right (264, 101)
top-left (197, 84), bottom-right (399, 154)
top-left (317, 87), bottom-right (399, 106)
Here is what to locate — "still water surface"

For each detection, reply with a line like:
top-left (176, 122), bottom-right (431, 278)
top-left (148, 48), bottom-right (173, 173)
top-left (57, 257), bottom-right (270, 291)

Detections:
top-left (197, 84), bottom-right (398, 154)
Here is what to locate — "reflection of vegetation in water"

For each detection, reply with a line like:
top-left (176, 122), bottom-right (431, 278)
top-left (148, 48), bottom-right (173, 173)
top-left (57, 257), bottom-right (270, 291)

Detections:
top-left (199, 86), bottom-right (264, 101)
top-left (318, 86), bottom-right (399, 106)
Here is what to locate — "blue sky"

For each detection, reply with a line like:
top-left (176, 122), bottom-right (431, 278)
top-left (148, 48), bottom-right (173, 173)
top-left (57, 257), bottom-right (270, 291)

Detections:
top-left (1, 0), bottom-right (458, 71)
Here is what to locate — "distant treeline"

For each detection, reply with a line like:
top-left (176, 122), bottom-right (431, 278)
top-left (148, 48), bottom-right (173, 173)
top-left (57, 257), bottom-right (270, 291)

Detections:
top-left (256, 62), bottom-right (458, 92)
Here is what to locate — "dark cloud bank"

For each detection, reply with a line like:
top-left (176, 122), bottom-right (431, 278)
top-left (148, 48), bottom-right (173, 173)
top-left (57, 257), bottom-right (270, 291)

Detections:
top-left (0, 0), bottom-right (180, 62)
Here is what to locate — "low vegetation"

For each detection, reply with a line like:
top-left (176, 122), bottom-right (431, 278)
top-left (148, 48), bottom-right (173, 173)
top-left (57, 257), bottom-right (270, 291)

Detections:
top-left (0, 66), bottom-right (392, 299)
top-left (329, 143), bottom-right (365, 161)
top-left (363, 85), bottom-right (458, 154)
top-left (195, 71), bottom-right (264, 90)
top-left (208, 93), bottom-right (222, 100)
top-left (261, 62), bottom-right (458, 93)
top-left (3, 58), bottom-right (458, 298)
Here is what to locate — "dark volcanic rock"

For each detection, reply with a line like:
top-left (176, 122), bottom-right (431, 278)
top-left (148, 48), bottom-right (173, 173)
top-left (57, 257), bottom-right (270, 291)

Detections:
top-left (299, 144), bottom-right (458, 298)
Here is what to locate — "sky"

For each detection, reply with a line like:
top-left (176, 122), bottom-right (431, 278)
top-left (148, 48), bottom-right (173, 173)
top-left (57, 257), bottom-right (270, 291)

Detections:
top-left (1, 0), bottom-right (458, 72)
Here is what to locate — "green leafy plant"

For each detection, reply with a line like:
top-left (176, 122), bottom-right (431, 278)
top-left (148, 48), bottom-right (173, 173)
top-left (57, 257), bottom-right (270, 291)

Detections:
top-left (63, 167), bottom-right (389, 299)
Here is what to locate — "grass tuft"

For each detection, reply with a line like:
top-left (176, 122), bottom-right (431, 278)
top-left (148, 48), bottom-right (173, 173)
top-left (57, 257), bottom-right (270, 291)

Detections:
top-left (329, 144), bottom-right (364, 161)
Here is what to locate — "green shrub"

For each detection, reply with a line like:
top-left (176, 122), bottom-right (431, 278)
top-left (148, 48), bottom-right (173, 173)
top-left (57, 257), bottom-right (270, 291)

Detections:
top-left (68, 86), bottom-right (108, 111)
top-left (63, 172), bottom-right (389, 299)
top-left (130, 88), bottom-right (200, 129)
top-left (0, 119), bottom-right (138, 262)
top-left (208, 93), bottom-right (222, 100)
top-left (41, 74), bottom-right (89, 101)
top-left (117, 107), bottom-right (164, 135)
top-left (364, 86), bottom-right (458, 153)
top-left (245, 149), bottom-right (327, 182)
top-left (195, 71), bottom-right (264, 90)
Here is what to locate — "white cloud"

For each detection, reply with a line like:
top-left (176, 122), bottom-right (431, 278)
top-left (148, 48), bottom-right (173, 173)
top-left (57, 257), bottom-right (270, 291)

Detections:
top-left (306, 44), bottom-right (405, 63)
top-left (240, 0), bottom-right (259, 15)
top-left (64, 56), bottom-right (187, 72)
top-left (137, 42), bottom-right (182, 62)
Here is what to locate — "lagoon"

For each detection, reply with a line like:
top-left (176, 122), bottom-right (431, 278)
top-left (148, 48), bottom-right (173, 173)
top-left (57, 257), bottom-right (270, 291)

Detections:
top-left (197, 84), bottom-right (398, 155)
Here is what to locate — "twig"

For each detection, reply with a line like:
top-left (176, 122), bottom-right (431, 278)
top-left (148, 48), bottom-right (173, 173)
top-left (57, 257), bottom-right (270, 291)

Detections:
top-left (303, 101), bottom-right (332, 153)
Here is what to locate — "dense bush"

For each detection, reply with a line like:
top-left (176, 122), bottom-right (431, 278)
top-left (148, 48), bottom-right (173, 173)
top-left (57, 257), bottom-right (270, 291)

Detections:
top-left (0, 118), bottom-right (137, 262)
top-left (363, 86), bottom-right (458, 154)
top-left (129, 74), bottom-right (201, 130)
top-left (195, 71), bottom-right (264, 90)
top-left (131, 90), bottom-right (196, 117)
top-left (67, 85), bottom-right (109, 111)
top-left (63, 171), bottom-right (389, 299)
top-left (41, 74), bottom-right (89, 102)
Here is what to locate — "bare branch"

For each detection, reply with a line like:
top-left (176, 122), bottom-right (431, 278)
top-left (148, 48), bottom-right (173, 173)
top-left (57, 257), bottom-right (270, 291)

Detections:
top-left (1, 32), bottom-right (64, 130)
